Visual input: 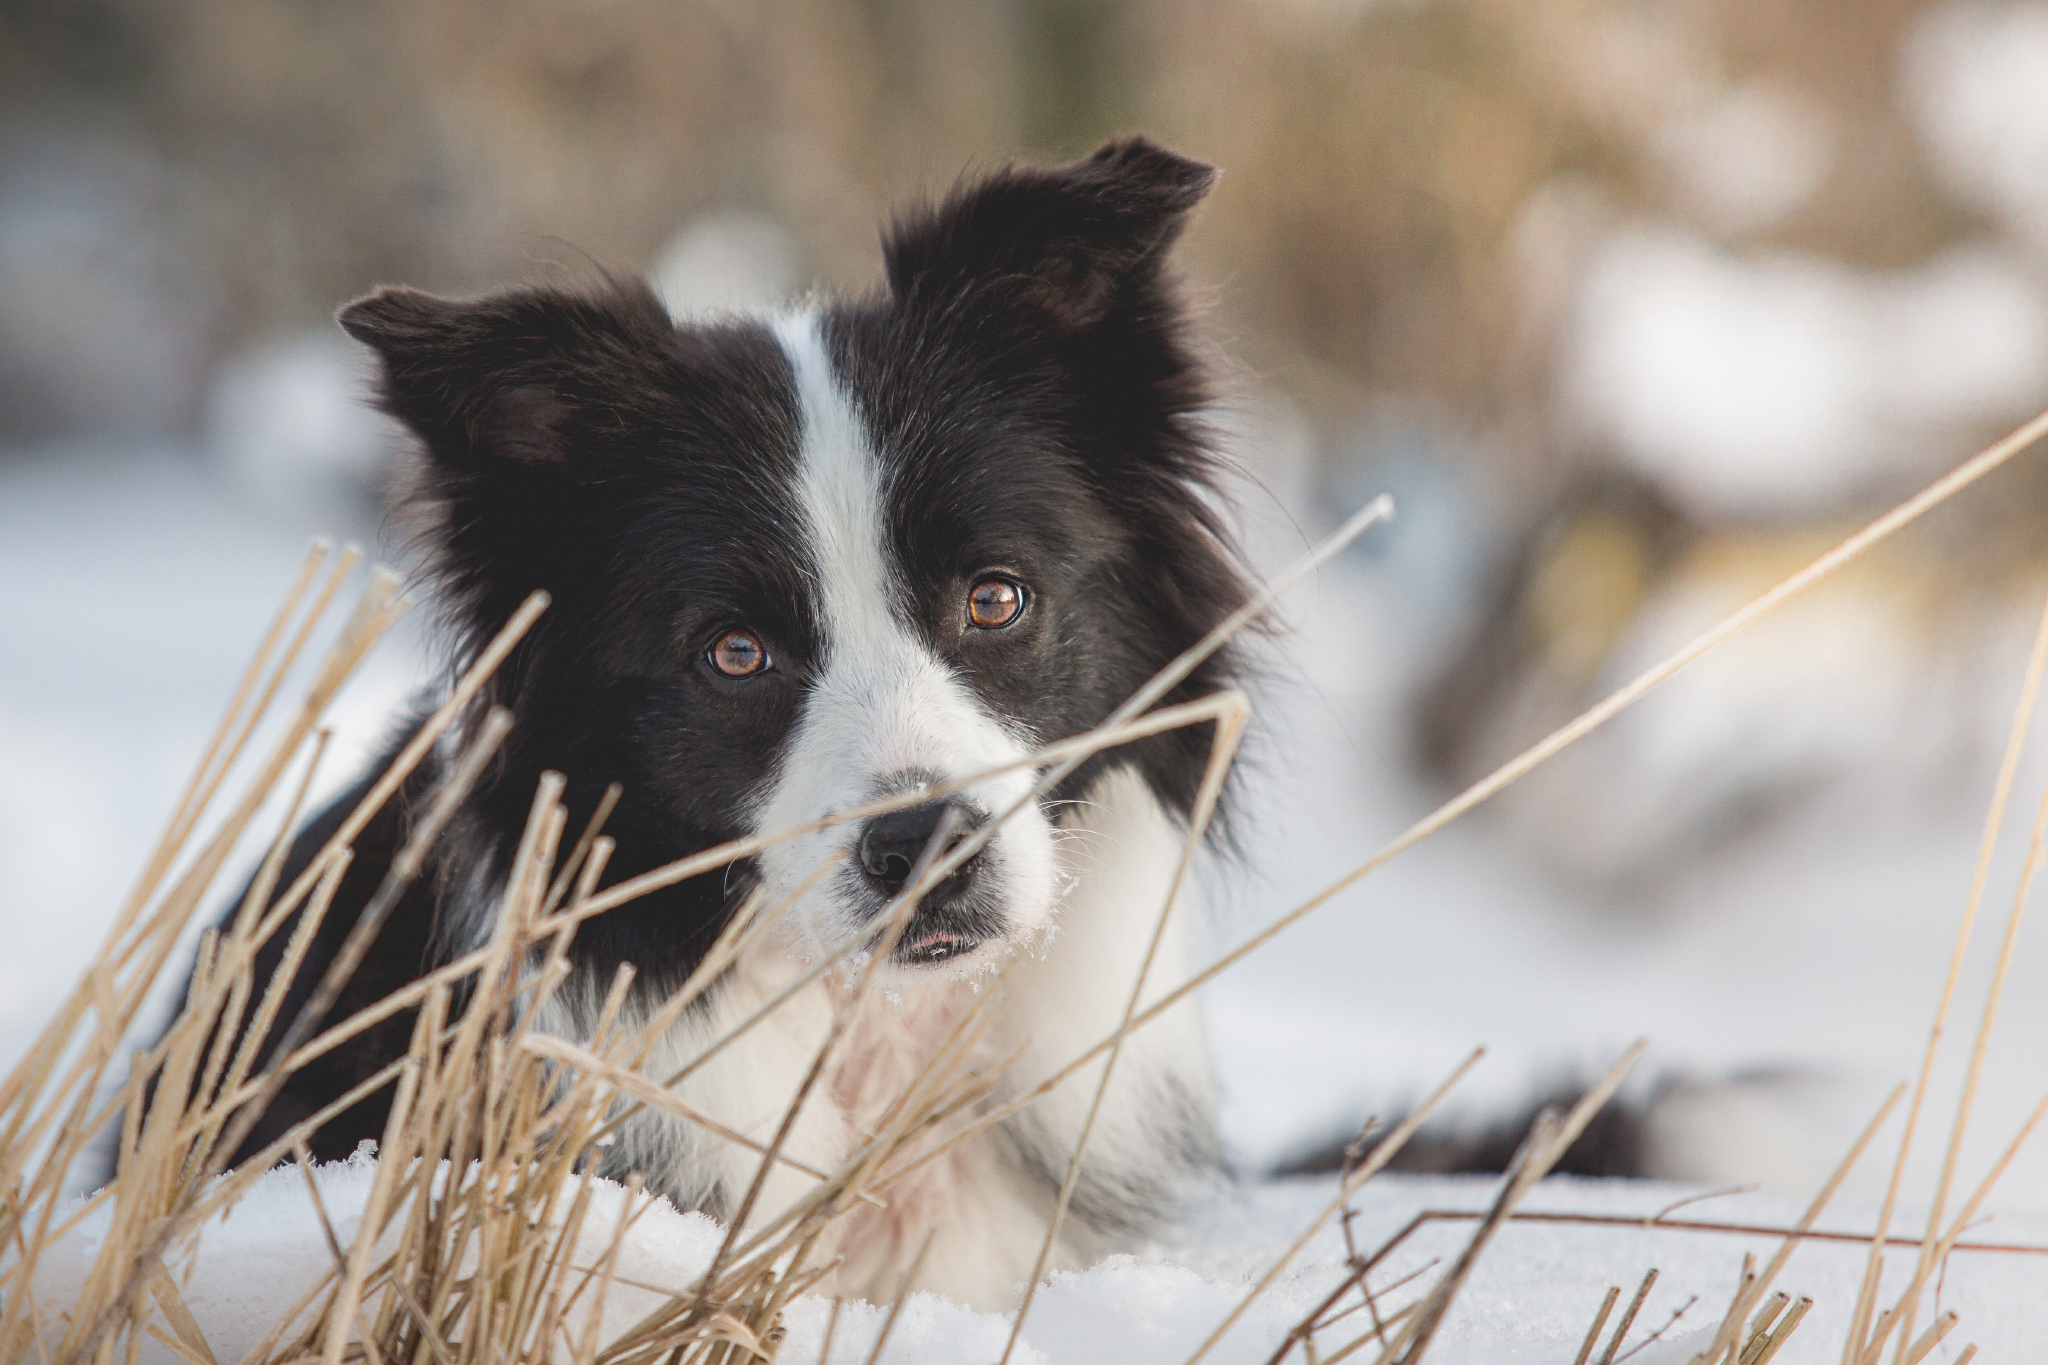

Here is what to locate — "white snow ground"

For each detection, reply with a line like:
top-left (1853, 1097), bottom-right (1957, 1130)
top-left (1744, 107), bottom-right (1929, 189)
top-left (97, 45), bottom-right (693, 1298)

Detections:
top-left (7, 434), bottom-right (2048, 1355)
top-left (27, 1155), bottom-right (2048, 1363)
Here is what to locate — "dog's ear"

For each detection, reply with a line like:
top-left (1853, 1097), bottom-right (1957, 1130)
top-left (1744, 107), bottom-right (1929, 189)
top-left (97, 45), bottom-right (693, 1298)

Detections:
top-left (337, 279), bottom-right (675, 475)
top-left (883, 137), bottom-right (1217, 334)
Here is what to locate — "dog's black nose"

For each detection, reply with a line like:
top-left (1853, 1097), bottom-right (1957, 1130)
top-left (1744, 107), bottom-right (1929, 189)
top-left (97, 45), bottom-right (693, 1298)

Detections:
top-left (857, 799), bottom-right (978, 898)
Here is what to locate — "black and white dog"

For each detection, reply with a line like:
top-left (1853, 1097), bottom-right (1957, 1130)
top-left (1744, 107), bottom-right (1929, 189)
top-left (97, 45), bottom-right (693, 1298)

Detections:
top-left (214, 138), bottom-right (1252, 1309)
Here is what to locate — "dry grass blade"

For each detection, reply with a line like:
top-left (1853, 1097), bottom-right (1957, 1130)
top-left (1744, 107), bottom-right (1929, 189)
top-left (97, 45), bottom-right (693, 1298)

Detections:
top-left (1862, 1085), bottom-right (2048, 1364)
top-left (1740, 1291), bottom-right (1791, 1362)
top-left (1690, 1085), bottom-right (1903, 1365)
top-left (1308, 1201), bottom-right (2048, 1290)
top-left (215, 706), bottom-right (514, 1176)
top-left (1189, 1050), bottom-right (1485, 1365)
top-left (860, 1230), bottom-right (934, 1365)
top-left (1287, 1256), bottom-right (1440, 1365)
top-left (1614, 1295), bottom-right (1699, 1365)
top-left (1845, 585), bottom-right (2048, 1362)
top-left (256, 589), bottom-right (551, 955)
top-left (1321, 1303), bottom-right (1424, 1365)
top-left (14, 409), bottom-right (2048, 1364)
top-left (517, 1035), bottom-right (845, 1185)
top-left (1597, 1269), bottom-right (1659, 1365)
top-left (1891, 709), bottom-right (2048, 1360)
top-left (1751, 1297), bottom-right (1811, 1365)
top-left (999, 692), bottom-right (1249, 1365)
top-left (1378, 1109), bottom-right (1565, 1365)
top-left (876, 409), bottom-right (2048, 1192)
top-left (319, 1008), bottom-right (430, 1365)
top-left (692, 804), bottom-right (964, 1309)
top-left (1900, 1309), bottom-right (1955, 1365)
top-left (146, 1266), bottom-right (219, 1365)
top-left (1378, 1042), bottom-right (1644, 1365)
top-left (111, 540), bottom-right (336, 953)
top-left (817, 1297), bottom-right (844, 1365)
top-left (1572, 1287), bottom-right (1621, 1365)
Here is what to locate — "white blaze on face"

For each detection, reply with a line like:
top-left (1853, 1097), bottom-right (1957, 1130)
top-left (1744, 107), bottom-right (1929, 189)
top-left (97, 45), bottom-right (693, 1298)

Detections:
top-left (753, 313), bottom-right (1057, 954)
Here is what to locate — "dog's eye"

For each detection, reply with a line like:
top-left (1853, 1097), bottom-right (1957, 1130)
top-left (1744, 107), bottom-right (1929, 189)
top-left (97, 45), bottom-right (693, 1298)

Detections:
top-left (709, 629), bottom-right (769, 678)
top-left (966, 578), bottom-right (1025, 630)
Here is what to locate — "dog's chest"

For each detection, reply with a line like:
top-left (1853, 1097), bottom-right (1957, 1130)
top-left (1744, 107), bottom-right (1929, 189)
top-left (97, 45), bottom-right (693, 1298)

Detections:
top-left (819, 976), bottom-right (984, 1144)
top-left (806, 976), bottom-right (1048, 1301)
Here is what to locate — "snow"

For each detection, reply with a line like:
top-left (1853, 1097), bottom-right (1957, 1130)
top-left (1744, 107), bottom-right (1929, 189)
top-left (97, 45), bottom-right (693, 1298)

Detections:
top-left (1652, 83), bottom-right (1835, 236)
top-left (0, 137), bottom-right (209, 438)
top-left (9, 435), bottom-right (2048, 1356)
top-left (1905, 1), bottom-right (2048, 253)
top-left (12, 237), bottom-right (2048, 1353)
top-left (652, 211), bottom-right (801, 319)
top-left (1209, 517), bottom-right (2048, 1217)
top-left (201, 332), bottom-right (395, 521)
top-left (0, 444), bottom-right (431, 1064)
top-left (1563, 228), bottom-right (2048, 519)
top-left (11, 8), bottom-right (2048, 1350)
top-left (25, 1152), bottom-right (2048, 1362)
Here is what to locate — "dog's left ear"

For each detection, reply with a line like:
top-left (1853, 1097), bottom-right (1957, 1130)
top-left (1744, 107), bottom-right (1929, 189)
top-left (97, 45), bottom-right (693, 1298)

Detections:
top-left (336, 279), bottom-right (676, 478)
top-left (883, 137), bottom-right (1217, 334)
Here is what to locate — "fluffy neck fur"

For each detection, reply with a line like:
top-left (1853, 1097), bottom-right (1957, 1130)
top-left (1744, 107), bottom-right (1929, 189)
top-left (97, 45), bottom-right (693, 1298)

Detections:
top-left (527, 764), bottom-right (1218, 1310)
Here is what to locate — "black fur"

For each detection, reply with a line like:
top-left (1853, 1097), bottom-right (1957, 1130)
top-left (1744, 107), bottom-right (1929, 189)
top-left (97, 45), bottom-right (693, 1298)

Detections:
top-left (174, 138), bottom-right (1255, 1173)
top-left (1272, 1083), bottom-right (1659, 1181)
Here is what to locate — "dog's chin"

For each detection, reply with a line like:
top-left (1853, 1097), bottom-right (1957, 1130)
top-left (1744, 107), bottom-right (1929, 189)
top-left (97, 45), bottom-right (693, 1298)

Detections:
top-left (875, 888), bottom-right (1052, 974)
top-left (893, 926), bottom-right (985, 967)
top-left (885, 899), bottom-right (1006, 970)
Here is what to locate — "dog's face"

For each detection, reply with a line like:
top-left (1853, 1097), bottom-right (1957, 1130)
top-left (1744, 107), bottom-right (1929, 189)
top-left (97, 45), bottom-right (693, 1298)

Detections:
top-left (732, 309), bottom-right (1074, 966)
top-left (341, 139), bottom-right (1247, 976)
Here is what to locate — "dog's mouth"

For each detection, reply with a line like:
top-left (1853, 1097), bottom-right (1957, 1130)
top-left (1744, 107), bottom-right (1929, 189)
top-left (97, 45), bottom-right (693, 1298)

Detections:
top-left (887, 901), bottom-right (1003, 967)
top-left (898, 928), bottom-right (976, 964)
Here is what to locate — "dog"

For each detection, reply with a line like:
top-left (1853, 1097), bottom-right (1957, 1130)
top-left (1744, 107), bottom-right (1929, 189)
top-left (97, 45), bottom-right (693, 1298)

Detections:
top-left (196, 137), bottom-right (1253, 1310)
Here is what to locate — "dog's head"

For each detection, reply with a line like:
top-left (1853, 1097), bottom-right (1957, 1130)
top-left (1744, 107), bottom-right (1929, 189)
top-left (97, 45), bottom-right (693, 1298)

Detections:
top-left (342, 138), bottom-right (1248, 974)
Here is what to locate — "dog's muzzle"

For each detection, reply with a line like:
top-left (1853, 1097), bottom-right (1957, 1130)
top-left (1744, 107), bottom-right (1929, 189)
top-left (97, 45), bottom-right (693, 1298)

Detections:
top-left (855, 796), bottom-right (994, 964)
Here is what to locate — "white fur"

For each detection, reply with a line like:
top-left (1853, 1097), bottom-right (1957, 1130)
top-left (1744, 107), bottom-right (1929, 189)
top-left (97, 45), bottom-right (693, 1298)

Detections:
top-left (529, 312), bottom-right (1219, 1310)
top-left (752, 312), bottom-right (1058, 957)
top-left (562, 767), bottom-right (1216, 1310)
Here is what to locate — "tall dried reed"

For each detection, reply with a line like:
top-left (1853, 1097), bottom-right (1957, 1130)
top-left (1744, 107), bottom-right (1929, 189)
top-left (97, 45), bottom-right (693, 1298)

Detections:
top-left (4, 407), bottom-right (2048, 1365)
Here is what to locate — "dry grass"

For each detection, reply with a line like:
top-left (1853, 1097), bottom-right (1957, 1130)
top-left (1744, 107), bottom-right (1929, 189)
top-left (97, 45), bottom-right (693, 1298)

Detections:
top-left (5, 410), bottom-right (2048, 1364)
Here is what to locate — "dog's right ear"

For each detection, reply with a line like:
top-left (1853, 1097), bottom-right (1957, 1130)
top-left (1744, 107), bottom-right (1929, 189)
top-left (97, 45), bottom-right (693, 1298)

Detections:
top-left (884, 137), bottom-right (1218, 335)
top-left (338, 280), bottom-right (675, 476)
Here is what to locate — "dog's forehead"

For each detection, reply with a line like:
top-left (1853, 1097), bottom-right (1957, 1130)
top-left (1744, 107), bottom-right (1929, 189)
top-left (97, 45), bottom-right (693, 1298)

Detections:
top-left (569, 315), bottom-right (821, 664)
top-left (818, 303), bottom-right (1076, 472)
top-left (765, 309), bottom-right (905, 635)
top-left (620, 301), bottom-right (1107, 639)
top-left (804, 304), bottom-right (1113, 556)
top-left (636, 304), bottom-right (1040, 532)
top-left (630, 317), bottom-right (802, 513)
top-left (822, 302), bottom-right (1115, 557)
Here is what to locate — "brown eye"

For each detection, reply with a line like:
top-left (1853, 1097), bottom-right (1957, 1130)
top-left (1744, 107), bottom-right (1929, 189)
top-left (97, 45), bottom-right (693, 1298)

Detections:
top-left (709, 629), bottom-right (768, 678)
top-left (967, 578), bottom-right (1025, 630)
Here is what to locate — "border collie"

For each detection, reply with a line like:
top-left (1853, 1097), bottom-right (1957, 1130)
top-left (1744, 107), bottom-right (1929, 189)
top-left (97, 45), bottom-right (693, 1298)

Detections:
top-left (210, 137), bottom-right (1251, 1310)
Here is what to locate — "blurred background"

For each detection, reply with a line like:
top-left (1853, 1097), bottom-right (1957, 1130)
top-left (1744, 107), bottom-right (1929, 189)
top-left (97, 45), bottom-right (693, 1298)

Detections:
top-left (7, 0), bottom-right (2048, 1222)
